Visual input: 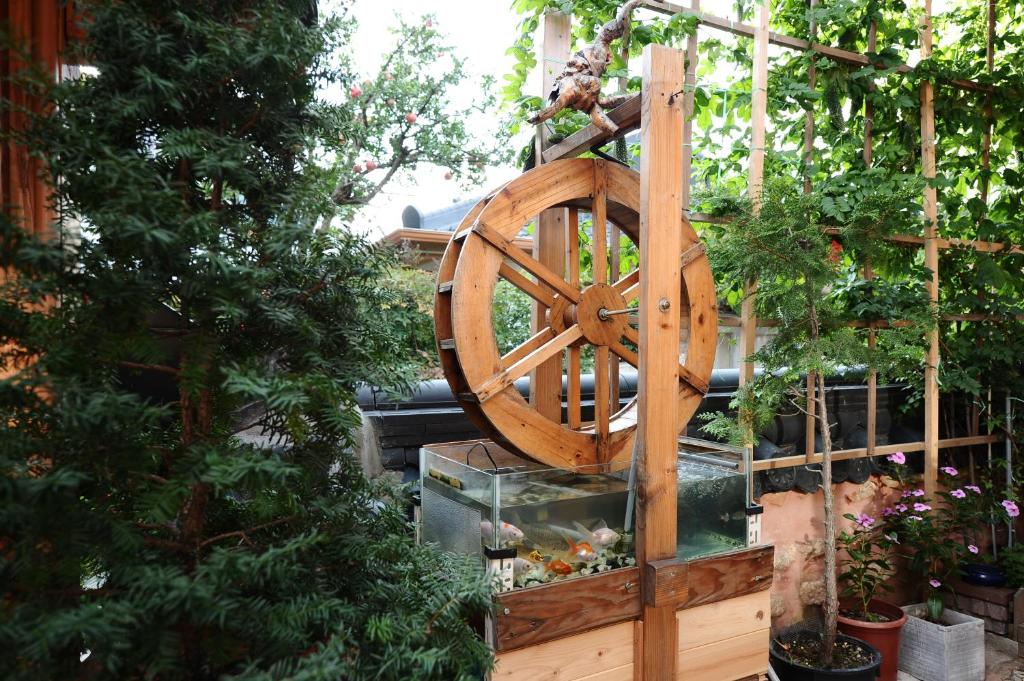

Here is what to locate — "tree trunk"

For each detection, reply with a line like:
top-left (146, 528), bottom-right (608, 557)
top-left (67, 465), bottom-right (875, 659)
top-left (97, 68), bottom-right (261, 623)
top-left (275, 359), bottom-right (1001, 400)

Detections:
top-left (817, 369), bottom-right (839, 664)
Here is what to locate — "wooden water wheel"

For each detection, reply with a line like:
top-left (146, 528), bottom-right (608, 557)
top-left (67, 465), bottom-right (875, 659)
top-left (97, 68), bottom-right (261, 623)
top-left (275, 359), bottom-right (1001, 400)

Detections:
top-left (434, 158), bottom-right (718, 470)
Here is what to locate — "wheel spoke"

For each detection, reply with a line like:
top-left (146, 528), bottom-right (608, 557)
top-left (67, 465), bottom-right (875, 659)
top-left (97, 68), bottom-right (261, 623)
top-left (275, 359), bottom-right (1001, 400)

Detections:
top-left (617, 327), bottom-right (709, 395)
top-left (567, 208), bottom-right (580, 288)
top-left (472, 221), bottom-right (580, 303)
top-left (474, 324), bottom-right (583, 402)
top-left (567, 345), bottom-right (581, 428)
top-left (498, 262), bottom-right (555, 308)
top-left (501, 327), bottom-right (555, 370)
top-left (609, 224), bottom-right (620, 410)
top-left (592, 162), bottom-right (607, 285)
top-left (613, 268), bottom-right (640, 303)
top-left (594, 345), bottom-right (610, 459)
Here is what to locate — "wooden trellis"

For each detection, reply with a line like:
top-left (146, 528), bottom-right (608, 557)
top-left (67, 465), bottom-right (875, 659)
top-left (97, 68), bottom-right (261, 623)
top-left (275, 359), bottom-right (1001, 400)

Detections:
top-left (539, 0), bottom-right (1021, 501)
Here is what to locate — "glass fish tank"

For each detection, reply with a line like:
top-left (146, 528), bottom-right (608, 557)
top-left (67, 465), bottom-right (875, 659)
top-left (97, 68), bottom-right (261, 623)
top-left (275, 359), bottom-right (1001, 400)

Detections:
top-left (420, 440), bottom-right (634, 590)
top-left (419, 437), bottom-right (750, 591)
top-left (675, 437), bottom-right (750, 560)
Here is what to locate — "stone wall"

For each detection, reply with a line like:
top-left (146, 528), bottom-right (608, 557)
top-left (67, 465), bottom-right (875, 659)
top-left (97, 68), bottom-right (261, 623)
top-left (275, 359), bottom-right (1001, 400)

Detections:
top-left (761, 476), bottom-right (906, 628)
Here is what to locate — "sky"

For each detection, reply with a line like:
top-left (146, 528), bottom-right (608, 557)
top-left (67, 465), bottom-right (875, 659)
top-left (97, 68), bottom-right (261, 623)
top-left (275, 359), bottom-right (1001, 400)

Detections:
top-left (338, 0), bottom-right (528, 238)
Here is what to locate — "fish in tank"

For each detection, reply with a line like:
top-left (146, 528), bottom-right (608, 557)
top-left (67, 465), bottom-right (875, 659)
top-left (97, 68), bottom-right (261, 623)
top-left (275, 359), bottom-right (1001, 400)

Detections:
top-left (419, 441), bottom-right (635, 589)
top-left (675, 453), bottom-right (748, 559)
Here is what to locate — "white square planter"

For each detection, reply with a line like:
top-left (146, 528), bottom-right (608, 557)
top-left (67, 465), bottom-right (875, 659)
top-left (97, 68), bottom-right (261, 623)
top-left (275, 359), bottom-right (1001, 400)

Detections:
top-left (898, 604), bottom-right (984, 681)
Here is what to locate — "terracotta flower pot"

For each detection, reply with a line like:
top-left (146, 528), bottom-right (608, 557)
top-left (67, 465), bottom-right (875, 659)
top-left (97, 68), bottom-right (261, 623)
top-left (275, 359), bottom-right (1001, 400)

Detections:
top-left (837, 599), bottom-right (907, 681)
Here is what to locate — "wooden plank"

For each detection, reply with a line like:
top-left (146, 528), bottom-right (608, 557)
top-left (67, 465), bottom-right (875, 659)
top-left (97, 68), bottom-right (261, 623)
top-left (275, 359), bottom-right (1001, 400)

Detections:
top-left (750, 434), bottom-right (1000, 472)
top-left (640, 1), bottom-right (992, 94)
top-left (645, 558), bottom-right (689, 608)
top-left (531, 11), bottom-right (571, 424)
top-left (567, 209), bottom-right (582, 428)
top-left (678, 545), bottom-right (774, 610)
top-left (543, 94), bottom-right (642, 163)
top-left (921, 0), bottom-right (939, 499)
top-left (492, 620), bottom-right (635, 680)
top-left (499, 261), bottom-right (556, 308)
top-left (677, 591), bottom-right (770, 652)
top-left (502, 327), bottom-right (556, 370)
top-left (475, 325), bottom-right (582, 402)
top-left (474, 222), bottom-right (580, 303)
top-left (680, 0), bottom-right (699, 213)
top-left (493, 567), bottom-right (641, 652)
top-left (676, 629), bottom-right (771, 681)
top-left (638, 44), bottom-right (685, 681)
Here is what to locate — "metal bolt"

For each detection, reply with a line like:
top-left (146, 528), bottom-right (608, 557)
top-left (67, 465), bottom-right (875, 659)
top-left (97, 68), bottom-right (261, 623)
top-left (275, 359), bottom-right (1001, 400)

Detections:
top-left (623, 581), bottom-right (635, 593)
top-left (659, 297), bottom-right (671, 312)
top-left (503, 607), bottom-right (511, 615)
top-left (597, 306), bottom-right (635, 321)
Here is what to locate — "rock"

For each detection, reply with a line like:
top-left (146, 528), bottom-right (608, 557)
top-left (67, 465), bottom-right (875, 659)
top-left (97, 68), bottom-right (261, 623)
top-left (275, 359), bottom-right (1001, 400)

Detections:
top-left (771, 593), bottom-right (787, 618)
top-left (800, 579), bottom-right (826, 605)
top-left (844, 480), bottom-right (878, 503)
top-left (804, 538), bottom-right (826, 559)
top-left (774, 546), bottom-right (797, 571)
top-left (879, 475), bottom-right (900, 489)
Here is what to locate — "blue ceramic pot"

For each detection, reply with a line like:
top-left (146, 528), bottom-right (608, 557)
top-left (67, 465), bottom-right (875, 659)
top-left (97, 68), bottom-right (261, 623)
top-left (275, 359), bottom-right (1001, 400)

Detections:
top-left (961, 562), bottom-right (1008, 587)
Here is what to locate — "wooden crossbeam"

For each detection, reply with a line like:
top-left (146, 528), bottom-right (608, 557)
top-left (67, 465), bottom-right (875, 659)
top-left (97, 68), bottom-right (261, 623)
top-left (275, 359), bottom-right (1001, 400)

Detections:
top-left (751, 434), bottom-right (1000, 472)
top-left (640, 1), bottom-right (992, 94)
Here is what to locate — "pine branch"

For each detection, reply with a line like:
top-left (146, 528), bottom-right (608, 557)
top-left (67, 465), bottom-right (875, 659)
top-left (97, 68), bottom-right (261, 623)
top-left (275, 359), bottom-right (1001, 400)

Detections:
top-left (198, 514), bottom-right (300, 550)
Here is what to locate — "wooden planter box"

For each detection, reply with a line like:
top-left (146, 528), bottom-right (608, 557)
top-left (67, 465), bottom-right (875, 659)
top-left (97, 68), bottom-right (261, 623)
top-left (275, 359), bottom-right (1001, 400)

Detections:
top-left (898, 604), bottom-right (984, 681)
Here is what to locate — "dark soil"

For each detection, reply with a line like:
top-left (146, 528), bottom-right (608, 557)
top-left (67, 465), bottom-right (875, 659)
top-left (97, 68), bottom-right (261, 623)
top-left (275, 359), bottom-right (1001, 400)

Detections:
top-left (839, 608), bottom-right (894, 623)
top-left (775, 632), bottom-right (875, 670)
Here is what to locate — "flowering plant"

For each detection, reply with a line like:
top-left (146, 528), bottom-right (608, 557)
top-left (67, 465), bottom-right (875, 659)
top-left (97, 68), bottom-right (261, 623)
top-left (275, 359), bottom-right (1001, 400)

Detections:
top-left (837, 512), bottom-right (896, 622)
top-left (879, 453), bottom-right (1020, 621)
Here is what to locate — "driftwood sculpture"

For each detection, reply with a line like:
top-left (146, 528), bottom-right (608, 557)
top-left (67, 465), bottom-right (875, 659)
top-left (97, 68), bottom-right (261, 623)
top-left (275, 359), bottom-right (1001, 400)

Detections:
top-left (527, 0), bottom-right (643, 135)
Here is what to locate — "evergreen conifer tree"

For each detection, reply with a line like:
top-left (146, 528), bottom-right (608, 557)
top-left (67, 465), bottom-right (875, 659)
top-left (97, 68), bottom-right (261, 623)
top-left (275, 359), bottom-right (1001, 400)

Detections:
top-left (0, 2), bottom-right (492, 679)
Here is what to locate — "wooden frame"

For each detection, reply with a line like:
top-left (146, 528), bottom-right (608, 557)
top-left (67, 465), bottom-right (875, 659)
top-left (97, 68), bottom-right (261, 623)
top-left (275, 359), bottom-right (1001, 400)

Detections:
top-left (538, 0), bottom-right (1021, 492)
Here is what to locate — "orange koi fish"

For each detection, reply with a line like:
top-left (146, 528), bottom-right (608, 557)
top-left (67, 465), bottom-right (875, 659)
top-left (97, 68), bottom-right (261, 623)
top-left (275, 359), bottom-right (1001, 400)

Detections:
top-left (566, 538), bottom-right (598, 562)
top-left (546, 558), bottom-right (572, 575)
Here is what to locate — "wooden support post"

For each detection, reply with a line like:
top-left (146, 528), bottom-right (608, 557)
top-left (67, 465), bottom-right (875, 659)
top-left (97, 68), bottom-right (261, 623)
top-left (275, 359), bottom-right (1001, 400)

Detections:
top-left (920, 0), bottom-right (940, 498)
top-left (865, 20), bottom-right (878, 456)
top-left (740, 0), bottom-right (769, 462)
top-left (531, 12), bottom-right (571, 422)
top-left (803, 0), bottom-right (817, 461)
top-left (637, 43), bottom-right (684, 681)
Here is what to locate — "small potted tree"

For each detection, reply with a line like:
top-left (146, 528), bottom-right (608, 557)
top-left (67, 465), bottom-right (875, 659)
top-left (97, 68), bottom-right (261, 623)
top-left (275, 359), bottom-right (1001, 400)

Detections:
top-left (835, 474), bottom-right (906, 681)
top-left (701, 173), bottom-right (928, 679)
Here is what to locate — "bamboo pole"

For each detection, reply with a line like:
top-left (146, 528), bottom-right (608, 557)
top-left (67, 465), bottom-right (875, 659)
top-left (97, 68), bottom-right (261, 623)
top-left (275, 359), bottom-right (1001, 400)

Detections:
top-left (803, 0), bottom-right (818, 464)
top-left (920, 0), bottom-right (940, 498)
top-left (740, 0), bottom-right (769, 397)
top-left (637, 43), bottom-right (684, 681)
top-left (865, 18), bottom-right (878, 457)
top-left (531, 12), bottom-right (571, 422)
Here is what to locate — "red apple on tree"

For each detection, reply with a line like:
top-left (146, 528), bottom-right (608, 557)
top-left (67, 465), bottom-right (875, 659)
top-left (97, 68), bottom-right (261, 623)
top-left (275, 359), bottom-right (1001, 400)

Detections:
top-left (349, 85), bottom-right (362, 98)
top-left (364, 160), bottom-right (377, 171)
top-left (352, 163), bottom-right (364, 174)
top-left (444, 170), bottom-right (453, 180)
top-left (405, 112), bottom-right (418, 124)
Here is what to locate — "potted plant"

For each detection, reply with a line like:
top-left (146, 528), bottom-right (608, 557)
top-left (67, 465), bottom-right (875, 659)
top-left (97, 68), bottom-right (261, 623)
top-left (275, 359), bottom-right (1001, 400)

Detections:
top-left (836, 507), bottom-right (907, 681)
top-left (701, 174), bottom-right (928, 679)
top-left (880, 459), bottom-right (1020, 680)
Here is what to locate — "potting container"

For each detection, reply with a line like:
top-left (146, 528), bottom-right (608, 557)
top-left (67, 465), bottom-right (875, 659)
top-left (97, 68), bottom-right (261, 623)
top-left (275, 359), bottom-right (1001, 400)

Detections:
top-left (769, 631), bottom-right (881, 681)
top-left (837, 599), bottom-right (907, 681)
top-left (898, 604), bottom-right (984, 681)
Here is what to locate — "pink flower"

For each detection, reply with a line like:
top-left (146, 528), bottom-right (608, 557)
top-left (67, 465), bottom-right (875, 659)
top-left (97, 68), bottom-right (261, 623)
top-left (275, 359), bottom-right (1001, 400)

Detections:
top-left (950, 489), bottom-right (966, 499)
top-left (888, 452), bottom-right (906, 464)
top-left (968, 544), bottom-right (979, 554)
top-left (1002, 500), bottom-right (1020, 518)
top-left (901, 491), bottom-right (912, 498)
top-left (855, 514), bottom-right (875, 529)
top-left (941, 466), bottom-right (958, 476)
top-left (882, 507), bottom-right (896, 517)
top-left (912, 489), bottom-right (926, 497)
top-left (895, 503), bottom-right (909, 513)
top-left (929, 578), bottom-right (941, 588)
top-left (965, 485), bottom-right (981, 494)
top-left (913, 503), bottom-right (932, 512)
top-left (908, 515), bottom-right (923, 521)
